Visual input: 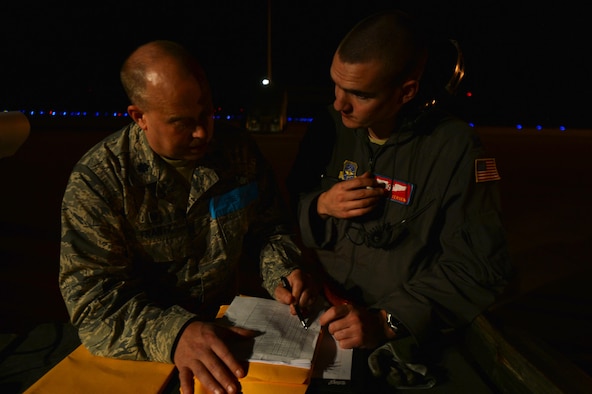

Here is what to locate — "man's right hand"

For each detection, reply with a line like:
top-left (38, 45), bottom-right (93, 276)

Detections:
top-left (174, 320), bottom-right (258, 394)
top-left (317, 171), bottom-right (385, 219)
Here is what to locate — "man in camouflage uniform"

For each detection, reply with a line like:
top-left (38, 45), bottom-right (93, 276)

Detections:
top-left (59, 40), bottom-right (311, 394)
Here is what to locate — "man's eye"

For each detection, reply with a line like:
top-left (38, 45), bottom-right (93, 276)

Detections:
top-left (200, 111), bottom-right (213, 123)
top-left (175, 120), bottom-right (196, 131)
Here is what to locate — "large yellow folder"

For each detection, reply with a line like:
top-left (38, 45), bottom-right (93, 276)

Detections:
top-left (24, 343), bottom-right (310, 394)
top-left (192, 302), bottom-right (313, 393)
top-left (23, 344), bottom-right (175, 394)
top-left (24, 303), bottom-right (312, 394)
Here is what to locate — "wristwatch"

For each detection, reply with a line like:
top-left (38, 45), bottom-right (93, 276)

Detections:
top-left (386, 313), bottom-right (402, 334)
top-left (386, 312), bottom-right (409, 338)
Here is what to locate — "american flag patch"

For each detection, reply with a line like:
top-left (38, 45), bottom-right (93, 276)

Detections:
top-left (475, 158), bottom-right (501, 183)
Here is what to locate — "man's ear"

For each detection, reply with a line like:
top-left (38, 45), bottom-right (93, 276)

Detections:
top-left (400, 80), bottom-right (420, 104)
top-left (127, 105), bottom-right (147, 130)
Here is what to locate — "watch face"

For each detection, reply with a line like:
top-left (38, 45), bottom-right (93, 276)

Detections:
top-left (387, 313), bottom-right (399, 332)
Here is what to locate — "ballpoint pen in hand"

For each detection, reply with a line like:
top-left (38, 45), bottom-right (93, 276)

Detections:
top-left (320, 174), bottom-right (342, 183)
top-left (321, 173), bottom-right (377, 190)
top-left (280, 276), bottom-right (308, 329)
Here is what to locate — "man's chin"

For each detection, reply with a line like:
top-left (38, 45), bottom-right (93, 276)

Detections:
top-left (340, 115), bottom-right (361, 129)
top-left (185, 153), bottom-right (205, 161)
top-left (188, 145), bottom-right (207, 158)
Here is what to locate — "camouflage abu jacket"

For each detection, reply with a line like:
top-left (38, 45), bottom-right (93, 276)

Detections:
top-left (59, 121), bottom-right (301, 363)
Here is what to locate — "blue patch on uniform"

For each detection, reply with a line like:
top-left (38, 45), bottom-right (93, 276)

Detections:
top-left (209, 182), bottom-right (258, 219)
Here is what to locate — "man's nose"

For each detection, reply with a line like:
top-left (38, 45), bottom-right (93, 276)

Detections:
top-left (192, 125), bottom-right (208, 139)
top-left (333, 88), bottom-right (351, 113)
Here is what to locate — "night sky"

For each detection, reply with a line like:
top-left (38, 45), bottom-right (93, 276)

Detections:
top-left (1, 1), bottom-right (589, 128)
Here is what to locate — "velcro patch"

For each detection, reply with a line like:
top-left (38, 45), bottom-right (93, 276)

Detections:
top-left (475, 158), bottom-right (501, 183)
top-left (374, 174), bottom-right (414, 205)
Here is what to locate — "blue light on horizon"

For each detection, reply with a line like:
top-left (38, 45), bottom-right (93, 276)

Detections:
top-left (2, 108), bottom-right (583, 130)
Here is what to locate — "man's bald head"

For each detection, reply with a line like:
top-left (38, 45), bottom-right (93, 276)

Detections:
top-left (120, 40), bottom-right (210, 110)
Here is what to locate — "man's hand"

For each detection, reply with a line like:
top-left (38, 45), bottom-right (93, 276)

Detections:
top-left (273, 269), bottom-right (318, 316)
top-left (317, 171), bottom-right (385, 219)
top-left (319, 304), bottom-right (386, 349)
top-left (174, 320), bottom-right (258, 394)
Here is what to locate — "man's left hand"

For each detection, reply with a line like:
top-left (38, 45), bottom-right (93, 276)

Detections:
top-left (319, 304), bottom-right (386, 349)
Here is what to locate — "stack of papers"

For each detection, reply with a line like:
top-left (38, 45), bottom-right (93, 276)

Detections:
top-left (221, 296), bottom-right (322, 369)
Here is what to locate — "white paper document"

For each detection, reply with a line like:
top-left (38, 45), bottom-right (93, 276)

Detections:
top-left (311, 328), bottom-right (353, 380)
top-left (222, 296), bottom-right (322, 368)
top-left (222, 295), bottom-right (353, 380)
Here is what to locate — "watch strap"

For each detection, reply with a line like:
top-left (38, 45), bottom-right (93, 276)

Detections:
top-left (386, 313), bottom-right (401, 333)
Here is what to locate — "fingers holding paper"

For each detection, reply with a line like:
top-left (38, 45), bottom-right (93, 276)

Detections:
top-left (174, 320), bottom-right (258, 394)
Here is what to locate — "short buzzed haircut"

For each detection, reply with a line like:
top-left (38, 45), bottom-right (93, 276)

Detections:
top-left (337, 10), bottom-right (428, 86)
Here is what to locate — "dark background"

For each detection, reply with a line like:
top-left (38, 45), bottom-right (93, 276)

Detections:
top-left (1, 0), bottom-right (589, 128)
top-left (1, 2), bottom-right (591, 391)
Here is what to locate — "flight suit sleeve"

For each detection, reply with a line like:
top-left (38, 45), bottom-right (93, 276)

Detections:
top-left (379, 125), bottom-right (513, 345)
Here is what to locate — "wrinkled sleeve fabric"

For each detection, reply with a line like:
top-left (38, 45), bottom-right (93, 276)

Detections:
top-left (59, 164), bottom-right (195, 363)
top-left (380, 123), bottom-right (512, 344)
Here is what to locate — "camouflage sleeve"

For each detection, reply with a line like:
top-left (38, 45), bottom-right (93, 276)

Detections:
top-left (259, 234), bottom-right (302, 296)
top-left (59, 165), bottom-right (195, 363)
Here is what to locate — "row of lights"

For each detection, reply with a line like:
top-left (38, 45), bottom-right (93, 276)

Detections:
top-left (4, 109), bottom-right (316, 124)
top-left (466, 122), bottom-right (567, 131)
top-left (11, 110), bottom-right (129, 118)
top-left (1, 109), bottom-right (571, 130)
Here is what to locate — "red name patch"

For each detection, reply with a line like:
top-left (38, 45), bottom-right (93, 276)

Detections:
top-left (374, 175), bottom-right (414, 205)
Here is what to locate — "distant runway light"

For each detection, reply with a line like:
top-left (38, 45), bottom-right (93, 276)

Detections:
top-left (261, 78), bottom-right (270, 86)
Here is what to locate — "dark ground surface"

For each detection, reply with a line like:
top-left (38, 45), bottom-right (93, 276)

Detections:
top-left (0, 118), bottom-right (591, 391)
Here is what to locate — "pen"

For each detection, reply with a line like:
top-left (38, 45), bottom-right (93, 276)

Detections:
top-left (321, 174), bottom-right (376, 190)
top-left (280, 276), bottom-right (308, 329)
top-left (320, 174), bottom-right (342, 182)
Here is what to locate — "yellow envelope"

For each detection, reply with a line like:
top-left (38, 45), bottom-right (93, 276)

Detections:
top-left (216, 302), bottom-right (314, 387)
top-left (25, 302), bottom-right (312, 394)
top-left (24, 344), bottom-right (175, 394)
top-left (191, 361), bottom-right (310, 393)
top-left (193, 304), bottom-right (312, 394)
top-left (24, 343), bottom-right (309, 394)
